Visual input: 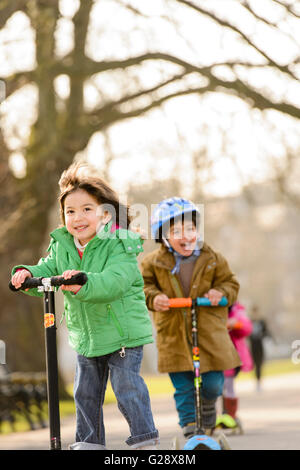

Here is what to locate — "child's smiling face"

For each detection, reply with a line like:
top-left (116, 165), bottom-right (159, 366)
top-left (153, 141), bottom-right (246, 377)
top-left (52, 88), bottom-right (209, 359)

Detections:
top-left (166, 219), bottom-right (197, 257)
top-left (64, 189), bottom-right (110, 245)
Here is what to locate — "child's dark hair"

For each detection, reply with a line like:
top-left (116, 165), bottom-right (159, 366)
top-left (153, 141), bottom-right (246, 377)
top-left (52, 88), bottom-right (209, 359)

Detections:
top-left (58, 162), bottom-right (131, 228)
top-left (156, 211), bottom-right (200, 243)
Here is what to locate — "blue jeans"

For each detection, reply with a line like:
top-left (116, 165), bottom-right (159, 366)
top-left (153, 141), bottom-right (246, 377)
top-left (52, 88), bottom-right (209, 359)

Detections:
top-left (74, 346), bottom-right (159, 447)
top-left (169, 371), bottom-right (224, 428)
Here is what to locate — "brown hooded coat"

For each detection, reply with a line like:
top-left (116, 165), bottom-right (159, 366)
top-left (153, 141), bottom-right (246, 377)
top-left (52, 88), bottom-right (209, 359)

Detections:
top-left (141, 242), bottom-right (241, 373)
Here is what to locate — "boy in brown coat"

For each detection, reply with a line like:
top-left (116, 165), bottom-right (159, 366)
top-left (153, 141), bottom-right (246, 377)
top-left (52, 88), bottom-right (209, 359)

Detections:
top-left (141, 197), bottom-right (240, 437)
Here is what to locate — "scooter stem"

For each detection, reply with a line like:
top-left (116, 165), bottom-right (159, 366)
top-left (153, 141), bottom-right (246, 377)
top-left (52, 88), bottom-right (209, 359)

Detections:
top-left (191, 299), bottom-right (204, 434)
top-left (43, 289), bottom-right (61, 450)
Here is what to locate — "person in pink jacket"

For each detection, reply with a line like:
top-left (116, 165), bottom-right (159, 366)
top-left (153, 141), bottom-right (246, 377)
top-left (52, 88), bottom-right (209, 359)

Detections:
top-left (221, 302), bottom-right (253, 427)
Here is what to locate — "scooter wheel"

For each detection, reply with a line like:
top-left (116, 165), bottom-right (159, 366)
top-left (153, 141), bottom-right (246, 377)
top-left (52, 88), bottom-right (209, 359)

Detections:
top-left (216, 432), bottom-right (231, 450)
top-left (235, 417), bottom-right (244, 435)
top-left (171, 436), bottom-right (181, 450)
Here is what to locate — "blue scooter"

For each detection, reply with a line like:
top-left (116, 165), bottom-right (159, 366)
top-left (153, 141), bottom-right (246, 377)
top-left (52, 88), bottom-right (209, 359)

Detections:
top-left (169, 296), bottom-right (231, 450)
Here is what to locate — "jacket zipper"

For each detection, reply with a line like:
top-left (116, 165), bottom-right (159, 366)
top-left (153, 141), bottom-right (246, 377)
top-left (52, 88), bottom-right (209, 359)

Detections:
top-left (119, 347), bottom-right (126, 358)
top-left (79, 248), bottom-right (90, 353)
top-left (107, 304), bottom-right (126, 358)
top-left (78, 243), bottom-right (126, 357)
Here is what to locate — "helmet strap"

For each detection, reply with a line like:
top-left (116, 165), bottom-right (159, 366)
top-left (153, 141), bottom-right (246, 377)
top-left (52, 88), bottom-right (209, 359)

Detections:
top-left (162, 237), bottom-right (171, 249)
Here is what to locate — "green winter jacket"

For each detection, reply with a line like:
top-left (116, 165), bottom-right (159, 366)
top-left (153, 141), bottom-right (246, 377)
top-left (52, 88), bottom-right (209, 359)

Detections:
top-left (12, 222), bottom-right (154, 357)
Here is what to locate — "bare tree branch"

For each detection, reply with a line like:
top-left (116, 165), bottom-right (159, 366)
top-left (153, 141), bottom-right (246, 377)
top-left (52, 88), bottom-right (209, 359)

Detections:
top-left (83, 83), bottom-right (217, 138)
top-left (241, 0), bottom-right (299, 46)
top-left (81, 52), bottom-right (300, 122)
top-left (1, 71), bottom-right (35, 98)
top-left (273, 0), bottom-right (300, 19)
top-left (175, 0), bottom-right (299, 80)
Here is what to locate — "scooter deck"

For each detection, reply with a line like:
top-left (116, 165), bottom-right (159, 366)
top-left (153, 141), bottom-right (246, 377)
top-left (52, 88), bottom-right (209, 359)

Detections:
top-left (171, 431), bottom-right (231, 450)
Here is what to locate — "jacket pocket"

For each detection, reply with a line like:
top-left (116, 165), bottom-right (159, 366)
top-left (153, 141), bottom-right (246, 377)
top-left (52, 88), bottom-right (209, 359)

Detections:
top-left (65, 301), bottom-right (81, 330)
top-left (107, 303), bottom-right (125, 337)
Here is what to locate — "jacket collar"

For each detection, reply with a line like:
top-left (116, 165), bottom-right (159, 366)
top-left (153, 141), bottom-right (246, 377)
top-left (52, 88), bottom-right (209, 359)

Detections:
top-left (152, 242), bottom-right (214, 271)
top-left (50, 226), bottom-right (80, 262)
top-left (49, 226), bottom-right (102, 262)
top-left (49, 221), bottom-right (122, 256)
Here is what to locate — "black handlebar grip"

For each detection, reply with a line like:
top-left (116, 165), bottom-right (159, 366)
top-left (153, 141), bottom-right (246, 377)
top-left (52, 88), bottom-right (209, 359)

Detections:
top-left (9, 272), bottom-right (88, 292)
top-left (9, 277), bottom-right (44, 291)
top-left (50, 272), bottom-right (88, 287)
top-left (9, 282), bottom-right (17, 291)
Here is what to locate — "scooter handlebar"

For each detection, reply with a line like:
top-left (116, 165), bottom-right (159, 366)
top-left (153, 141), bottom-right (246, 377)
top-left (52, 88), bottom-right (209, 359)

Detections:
top-left (9, 272), bottom-right (88, 292)
top-left (168, 296), bottom-right (228, 308)
top-left (168, 298), bottom-right (192, 308)
top-left (197, 296), bottom-right (228, 307)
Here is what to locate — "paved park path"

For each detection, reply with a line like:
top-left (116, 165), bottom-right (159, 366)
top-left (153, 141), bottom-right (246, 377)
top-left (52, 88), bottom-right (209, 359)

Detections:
top-left (0, 372), bottom-right (300, 451)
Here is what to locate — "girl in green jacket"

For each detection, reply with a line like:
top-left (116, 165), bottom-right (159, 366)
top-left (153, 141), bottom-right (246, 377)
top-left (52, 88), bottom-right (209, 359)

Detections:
top-left (11, 163), bottom-right (159, 450)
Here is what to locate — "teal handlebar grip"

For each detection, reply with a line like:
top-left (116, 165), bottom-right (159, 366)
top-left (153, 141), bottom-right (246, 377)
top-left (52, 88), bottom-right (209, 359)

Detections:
top-left (196, 296), bottom-right (228, 307)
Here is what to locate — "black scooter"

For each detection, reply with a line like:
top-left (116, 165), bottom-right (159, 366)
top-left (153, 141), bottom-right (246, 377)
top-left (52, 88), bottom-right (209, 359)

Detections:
top-left (9, 272), bottom-right (88, 450)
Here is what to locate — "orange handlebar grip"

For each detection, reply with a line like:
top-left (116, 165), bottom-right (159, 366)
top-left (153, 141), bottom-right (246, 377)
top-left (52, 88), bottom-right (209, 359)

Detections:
top-left (169, 298), bottom-right (192, 308)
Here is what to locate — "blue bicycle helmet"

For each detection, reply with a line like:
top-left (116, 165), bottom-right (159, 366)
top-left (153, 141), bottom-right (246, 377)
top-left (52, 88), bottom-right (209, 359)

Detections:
top-left (151, 197), bottom-right (200, 242)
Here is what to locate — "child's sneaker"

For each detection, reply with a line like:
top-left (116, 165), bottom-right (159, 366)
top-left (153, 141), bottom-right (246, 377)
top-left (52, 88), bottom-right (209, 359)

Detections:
top-left (69, 442), bottom-right (106, 450)
top-left (183, 422), bottom-right (196, 438)
top-left (135, 445), bottom-right (158, 450)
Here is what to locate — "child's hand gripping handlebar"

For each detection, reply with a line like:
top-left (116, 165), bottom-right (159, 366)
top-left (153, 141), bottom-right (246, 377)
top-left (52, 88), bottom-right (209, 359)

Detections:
top-left (9, 272), bottom-right (88, 292)
top-left (168, 296), bottom-right (228, 308)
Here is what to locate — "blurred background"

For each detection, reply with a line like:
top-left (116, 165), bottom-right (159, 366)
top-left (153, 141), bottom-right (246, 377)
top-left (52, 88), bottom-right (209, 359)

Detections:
top-left (1, 0), bottom-right (300, 388)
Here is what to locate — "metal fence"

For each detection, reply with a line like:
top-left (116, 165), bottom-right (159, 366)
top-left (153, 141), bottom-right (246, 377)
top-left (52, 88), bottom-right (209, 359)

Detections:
top-left (0, 365), bottom-right (48, 432)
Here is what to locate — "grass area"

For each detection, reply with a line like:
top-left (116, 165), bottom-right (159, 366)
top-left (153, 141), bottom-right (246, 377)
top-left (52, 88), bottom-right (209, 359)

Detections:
top-left (1, 358), bottom-right (298, 435)
top-left (235, 357), bottom-right (300, 382)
